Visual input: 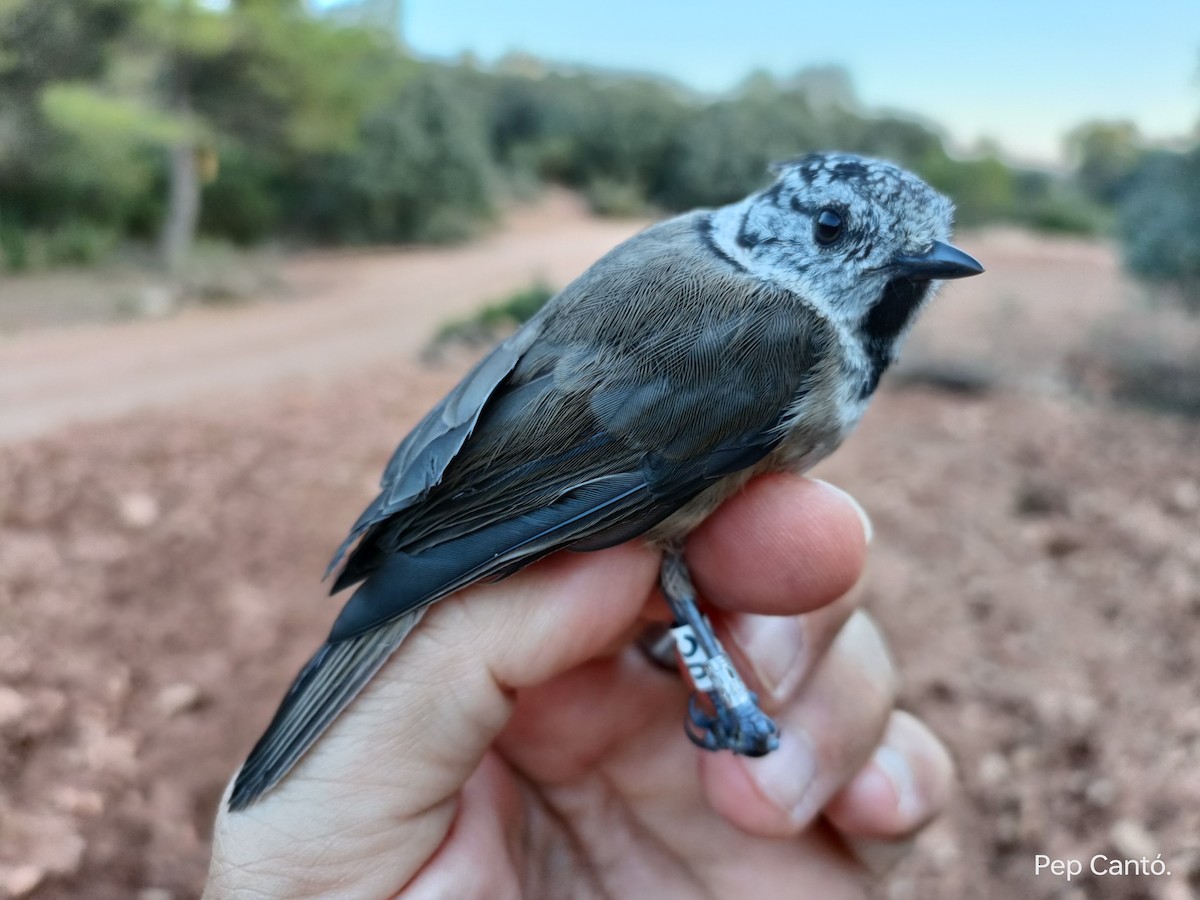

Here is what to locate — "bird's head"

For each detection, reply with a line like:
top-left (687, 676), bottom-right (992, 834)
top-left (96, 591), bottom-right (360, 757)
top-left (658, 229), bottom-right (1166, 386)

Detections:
top-left (709, 152), bottom-right (983, 376)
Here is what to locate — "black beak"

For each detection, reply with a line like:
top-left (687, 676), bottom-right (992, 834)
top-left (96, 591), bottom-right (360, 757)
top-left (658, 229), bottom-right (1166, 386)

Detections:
top-left (892, 240), bottom-right (984, 281)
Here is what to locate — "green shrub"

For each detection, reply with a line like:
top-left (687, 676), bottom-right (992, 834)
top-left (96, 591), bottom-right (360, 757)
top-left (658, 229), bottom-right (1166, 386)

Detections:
top-left (1117, 149), bottom-right (1200, 310)
top-left (1066, 120), bottom-right (1142, 205)
top-left (1110, 353), bottom-right (1200, 417)
top-left (200, 147), bottom-right (281, 246)
top-left (0, 220), bottom-right (29, 271)
top-left (1023, 189), bottom-right (1109, 235)
top-left (178, 238), bottom-right (280, 305)
top-left (584, 177), bottom-right (649, 217)
top-left (492, 280), bottom-right (555, 323)
top-left (0, 220), bottom-right (118, 270)
top-left (44, 220), bottom-right (119, 266)
top-left (295, 66), bottom-right (496, 245)
top-left (655, 92), bottom-right (821, 209)
top-left (433, 280), bottom-right (555, 348)
top-left (917, 152), bottom-right (1017, 227)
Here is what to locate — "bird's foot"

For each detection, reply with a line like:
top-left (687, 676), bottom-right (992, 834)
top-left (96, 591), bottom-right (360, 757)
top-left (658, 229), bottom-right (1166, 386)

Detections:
top-left (660, 550), bottom-right (780, 758)
top-left (684, 690), bottom-right (779, 756)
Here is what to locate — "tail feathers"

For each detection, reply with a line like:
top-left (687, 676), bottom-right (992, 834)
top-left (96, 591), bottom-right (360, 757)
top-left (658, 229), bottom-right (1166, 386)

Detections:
top-left (228, 609), bottom-right (425, 811)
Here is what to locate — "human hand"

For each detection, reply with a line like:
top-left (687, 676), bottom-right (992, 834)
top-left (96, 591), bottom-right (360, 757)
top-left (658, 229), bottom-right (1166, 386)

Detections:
top-left (204, 475), bottom-right (953, 899)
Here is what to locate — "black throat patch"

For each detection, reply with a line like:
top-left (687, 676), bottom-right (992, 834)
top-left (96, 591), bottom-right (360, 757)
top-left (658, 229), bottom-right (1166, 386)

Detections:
top-left (859, 277), bottom-right (931, 397)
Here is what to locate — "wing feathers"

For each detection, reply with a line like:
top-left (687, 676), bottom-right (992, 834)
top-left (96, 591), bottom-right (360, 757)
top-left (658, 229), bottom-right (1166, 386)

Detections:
top-left (228, 610), bottom-right (425, 810)
top-left (325, 325), bottom-right (544, 579)
top-left (328, 473), bottom-right (649, 640)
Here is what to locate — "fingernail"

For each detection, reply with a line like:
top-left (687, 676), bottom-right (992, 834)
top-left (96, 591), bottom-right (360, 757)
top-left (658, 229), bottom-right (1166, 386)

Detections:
top-left (731, 614), bottom-right (806, 701)
top-left (873, 743), bottom-right (921, 822)
top-left (813, 479), bottom-right (873, 545)
top-left (746, 729), bottom-right (818, 823)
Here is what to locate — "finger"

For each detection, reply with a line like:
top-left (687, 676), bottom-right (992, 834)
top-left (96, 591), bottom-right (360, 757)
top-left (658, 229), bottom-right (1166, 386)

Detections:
top-left (699, 611), bottom-right (897, 838)
top-left (825, 710), bottom-right (955, 872)
top-left (719, 587), bottom-right (861, 707)
top-left (495, 643), bottom-right (685, 782)
top-left (687, 475), bottom-right (871, 616)
top-left (209, 543), bottom-right (659, 897)
top-left (399, 754), bottom-right (525, 897)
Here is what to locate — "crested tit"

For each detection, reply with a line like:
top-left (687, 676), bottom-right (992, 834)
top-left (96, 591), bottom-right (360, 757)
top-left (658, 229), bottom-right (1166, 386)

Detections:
top-left (229, 152), bottom-right (983, 810)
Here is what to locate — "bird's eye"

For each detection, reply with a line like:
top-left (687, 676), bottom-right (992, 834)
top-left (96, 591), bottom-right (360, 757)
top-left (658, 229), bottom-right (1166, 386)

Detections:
top-left (814, 208), bottom-right (844, 245)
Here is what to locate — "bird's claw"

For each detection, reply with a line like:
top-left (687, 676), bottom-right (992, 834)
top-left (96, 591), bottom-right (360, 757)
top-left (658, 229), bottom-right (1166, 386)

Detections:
top-left (685, 693), bottom-right (720, 750)
top-left (684, 690), bottom-right (780, 757)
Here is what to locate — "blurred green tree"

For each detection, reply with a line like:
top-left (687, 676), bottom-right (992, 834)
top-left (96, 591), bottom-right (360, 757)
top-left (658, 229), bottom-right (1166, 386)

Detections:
top-left (656, 76), bottom-right (828, 209)
top-left (476, 67), bottom-right (689, 213)
top-left (0, 0), bottom-right (396, 271)
top-left (0, 4), bottom-right (1119, 273)
top-left (1117, 147), bottom-right (1200, 309)
top-left (1065, 120), bottom-right (1142, 205)
top-left (144, 0), bottom-right (396, 269)
top-left (0, 0), bottom-right (148, 267)
top-left (297, 66), bottom-right (494, 243)
top-left (917, 151), bottom-right (1018, 226)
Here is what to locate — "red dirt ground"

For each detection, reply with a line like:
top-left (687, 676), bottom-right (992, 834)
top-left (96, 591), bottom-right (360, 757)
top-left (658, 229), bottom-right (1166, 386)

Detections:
top-left (1, 201), bottom-right (1198, 899)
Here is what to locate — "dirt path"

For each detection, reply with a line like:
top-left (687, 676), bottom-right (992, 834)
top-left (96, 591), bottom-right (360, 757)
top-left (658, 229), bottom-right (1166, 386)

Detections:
top-left (0, 194), bottom-right (643, 444)
top-left (3, 195), bottom-right (1126, 446)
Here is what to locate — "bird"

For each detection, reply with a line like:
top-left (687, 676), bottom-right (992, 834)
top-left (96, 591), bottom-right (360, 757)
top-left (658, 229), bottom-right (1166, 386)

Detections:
top-left (228, 151), bottom-right (983, 811)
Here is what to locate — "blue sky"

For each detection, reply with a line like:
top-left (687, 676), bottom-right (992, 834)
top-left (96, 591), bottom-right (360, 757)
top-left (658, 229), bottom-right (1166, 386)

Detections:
top-left (321, 0), bottom-right (1198, 164)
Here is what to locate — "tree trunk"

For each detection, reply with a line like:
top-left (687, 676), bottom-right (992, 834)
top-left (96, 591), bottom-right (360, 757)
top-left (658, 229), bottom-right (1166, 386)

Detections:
top-left (159, 124), bottom-right (200, 276)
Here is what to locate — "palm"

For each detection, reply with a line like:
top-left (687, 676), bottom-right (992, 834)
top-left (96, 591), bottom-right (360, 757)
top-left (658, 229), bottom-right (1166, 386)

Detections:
top-left (207, 480), bottom-right (949, 900)
top-left (412, 645), bottom-right (867, 899)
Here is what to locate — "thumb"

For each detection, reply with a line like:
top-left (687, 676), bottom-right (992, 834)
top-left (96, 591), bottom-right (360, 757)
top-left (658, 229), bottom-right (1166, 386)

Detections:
top-left (207, 543), bottom-right (658, 896)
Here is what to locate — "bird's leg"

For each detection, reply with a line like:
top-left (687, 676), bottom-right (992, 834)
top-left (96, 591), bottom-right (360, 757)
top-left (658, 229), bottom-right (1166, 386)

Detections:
top-left (659, 550), bottom-right (780, 757)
